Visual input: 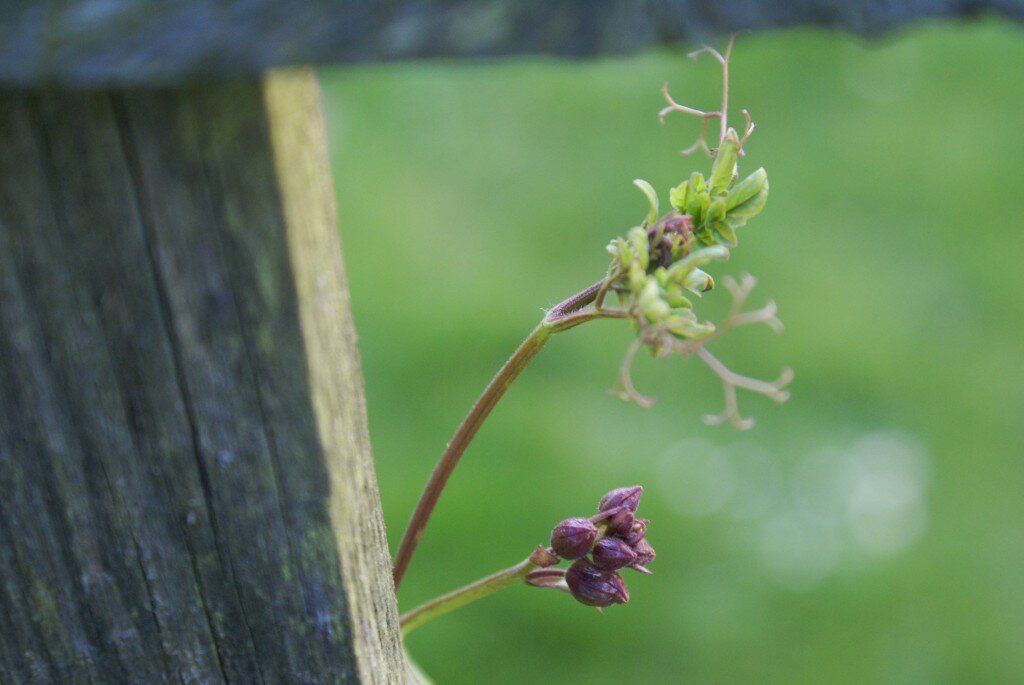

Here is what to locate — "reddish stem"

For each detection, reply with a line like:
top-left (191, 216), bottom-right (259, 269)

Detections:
top-left (391, 281), bottom-right (610, 588)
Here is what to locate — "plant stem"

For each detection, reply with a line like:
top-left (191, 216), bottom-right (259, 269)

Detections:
top-left (392, 280), bottom-right (621, 588)
top-left (391, 324), bottom-right (551, 588)
top-left (399, 558), bottom-right (535, 636)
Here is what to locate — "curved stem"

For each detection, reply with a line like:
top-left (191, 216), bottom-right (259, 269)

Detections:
top-left (392, 280), bottom-right (614, 589)
top-left (391, 323), bottom-right (551, 588)
top-left (399, 558), bottom-right (535, 636)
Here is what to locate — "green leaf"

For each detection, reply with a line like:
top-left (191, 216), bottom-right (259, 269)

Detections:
top-left (665, 244), bottom-right (729, 284)
top-left (690, 171), bottom-right (707, 194)
top-left (725, 175), bottom-right (769, 229)
top-left (669, 180), bottom-right (690, 213)
top-left (667, 317), bottom-right (715, 339)
top-left (633, 178), bottom-right (660, 227)
top-left (711, 218), bottom-right (738, 246)
top-left (709, 128), bottom-right (740, 194)
top-left (686, 191), bottom-right (710, 225)
top-left (706, 198), bottom-right (727, 223)
top-left (726, 167), bottom-right (767, 211)
top-left (696, 225), bottom-right (717, 245)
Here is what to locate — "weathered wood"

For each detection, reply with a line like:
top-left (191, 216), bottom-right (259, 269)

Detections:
top-left (0, 0), bottom-right (1020, 86)
top-left (0, 70), bottom-right (404, 683)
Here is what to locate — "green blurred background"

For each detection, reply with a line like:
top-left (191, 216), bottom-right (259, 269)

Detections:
top-left (320, 19), bottom-right (1024, 684)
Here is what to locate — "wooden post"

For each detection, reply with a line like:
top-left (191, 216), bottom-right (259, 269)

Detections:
top-left (0, 71), bottom-right (405, 683)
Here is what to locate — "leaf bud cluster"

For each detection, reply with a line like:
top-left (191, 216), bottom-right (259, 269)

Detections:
top-left (603, 128), bottom-right (768, 346)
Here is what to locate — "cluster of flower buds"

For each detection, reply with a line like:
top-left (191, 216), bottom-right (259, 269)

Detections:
top-left (604, 128), bottom-right (769, 344)
top-left (529, 486), bottom-right (654, 609)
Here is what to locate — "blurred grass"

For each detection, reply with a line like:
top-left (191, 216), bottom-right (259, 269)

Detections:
top-left (320, 19), bottom-right (1024, 684)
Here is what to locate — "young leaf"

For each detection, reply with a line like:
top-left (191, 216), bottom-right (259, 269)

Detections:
top-left (686, 191), bottom-right (710, 225)
top-left (711, 218), bottom-right (738, 246)
top-left (633, 179), bottom-right (660, 227)
top-left (724, 177), bottom-right (769, 229)
top-left (726, 167), bottom-right (767, 211)
top-left (669, 180), bottom-right (690, 213)
top-left (667, 316), bottom-right (715, 339)
top-left (665, 245), bottom-right (729, 284)
top-left (706, 198), bottom-right (727, 224)
top-left (709, 128), bottom-right (741, 194)
top-left (689, 171), bottom-right (707, 194)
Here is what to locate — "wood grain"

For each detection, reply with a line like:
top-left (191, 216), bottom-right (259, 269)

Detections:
top-left (0, 71), bottom-right (404, 683)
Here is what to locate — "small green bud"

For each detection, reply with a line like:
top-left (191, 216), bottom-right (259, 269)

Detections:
top-left (627, 226), bottom-right (649, 270)
top-left (609, 237), bottom-right (631, 270)
top-left (627, 261), bottom-right (646, 293)
top-left (664, 285), bottom-right (693, 309)
top-left (632, 179), bottom-right (660, 227)
top-left (640, 299), bottom-right (671, 325)
top-left (653, 266), bottom-right (669, 288)
top-left (617, 247), bottom-right (632, 270)
top-left (684, 268), bottom-right (714, 293)
top-left (709, 128), bottom-right (740, 194)
top-left (638, 280), bottom-right (670, 322)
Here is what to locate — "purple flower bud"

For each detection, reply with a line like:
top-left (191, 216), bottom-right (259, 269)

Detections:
top-left (565, 559), bottom-right (629, 607)
top-left (605, 507), bottom-right (635, 537)
top-left (591, 537), bottom-right (639, 571)
top-left (664, 214), bottom-right (693, 237)
top-left (598, 486), bottom-right (643, 513)
top-left (625, 519), bottom-right (648, 546)
top-left (550, 518), bottom-right (598, 560)
top-left (632, 538), bottom-right (656, 566)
